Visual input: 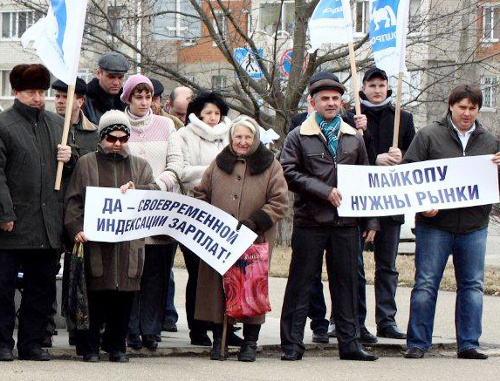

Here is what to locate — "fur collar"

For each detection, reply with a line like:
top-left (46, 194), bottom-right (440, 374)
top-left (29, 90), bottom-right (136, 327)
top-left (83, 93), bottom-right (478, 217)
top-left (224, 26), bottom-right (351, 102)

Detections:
top-left (186, 114), bottom-right (231, 142)
top-left (216, 144), bottom-right (275, 175)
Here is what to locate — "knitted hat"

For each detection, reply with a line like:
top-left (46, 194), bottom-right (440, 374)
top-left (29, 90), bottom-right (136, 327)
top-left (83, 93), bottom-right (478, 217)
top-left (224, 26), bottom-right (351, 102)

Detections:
top-left (10, 64), bottom-right (51, 91)
top-left (120, 74), bottom-right (154, 103)
top-left (98, 110), bottom-right (131, 140)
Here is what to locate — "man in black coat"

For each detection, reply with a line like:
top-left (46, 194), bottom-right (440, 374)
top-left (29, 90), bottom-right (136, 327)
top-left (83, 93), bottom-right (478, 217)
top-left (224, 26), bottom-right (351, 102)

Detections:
top-left (52, 78), bottom-right (99, 158)
top-left (0, 64), bottom-right (73, 361)
top-left (352, 67), bottom-right (416, 343)
top-left (83, 52), bottom-right (130, 125)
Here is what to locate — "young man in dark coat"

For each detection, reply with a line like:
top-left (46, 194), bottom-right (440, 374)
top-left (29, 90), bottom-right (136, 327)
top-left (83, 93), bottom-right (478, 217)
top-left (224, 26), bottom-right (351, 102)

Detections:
top-left (83, 52), bottom-right (130, 125)
top-left (351, 68), bottom-right (416, 343)
top-left (0, 64), bottom-right (73, 361)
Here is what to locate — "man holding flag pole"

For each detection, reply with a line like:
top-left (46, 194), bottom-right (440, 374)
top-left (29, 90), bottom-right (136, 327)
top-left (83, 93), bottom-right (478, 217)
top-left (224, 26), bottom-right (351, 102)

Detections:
top-left (0, 0), bottom-right (87, 362)
top-left (20, 0), bottom-right (89, 191)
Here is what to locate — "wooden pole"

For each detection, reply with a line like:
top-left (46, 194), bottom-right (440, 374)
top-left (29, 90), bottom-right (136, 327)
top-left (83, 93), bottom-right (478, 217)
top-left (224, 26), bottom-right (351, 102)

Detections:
top-left (221, 314), bottom-right (228, 358)
top-left (54, 84), bottom-right (75, 190)
top-left (392, 72), bottom-right (403, 148)
top-left (348, 42), bottom-right (361, 116)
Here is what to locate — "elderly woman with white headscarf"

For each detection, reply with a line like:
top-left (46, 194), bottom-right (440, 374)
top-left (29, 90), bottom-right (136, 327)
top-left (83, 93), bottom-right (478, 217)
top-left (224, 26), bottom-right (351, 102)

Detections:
top-left (194, 115), bottom-right (288, 362)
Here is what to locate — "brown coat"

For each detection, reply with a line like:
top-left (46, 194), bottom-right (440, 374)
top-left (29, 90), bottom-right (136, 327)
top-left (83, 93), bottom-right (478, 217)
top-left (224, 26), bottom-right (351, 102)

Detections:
top-left (194, 144), bottom-right (288, 324)
top-left (64, 146), bottom-right (158, 291)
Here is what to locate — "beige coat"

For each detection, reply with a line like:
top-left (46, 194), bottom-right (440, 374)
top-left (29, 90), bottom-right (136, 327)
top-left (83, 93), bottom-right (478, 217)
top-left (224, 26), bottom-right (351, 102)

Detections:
top-left (194, 144), bottom-right (288, 324)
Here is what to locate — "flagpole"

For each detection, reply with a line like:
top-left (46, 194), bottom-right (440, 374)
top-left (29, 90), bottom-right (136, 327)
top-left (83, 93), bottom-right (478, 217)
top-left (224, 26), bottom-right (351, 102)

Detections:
top-left (392, 72), bottom-right (403, 148)
top-left (54, 84), bottom-right (75, 190)
top-left (348, 42), bottom-right (363, 136)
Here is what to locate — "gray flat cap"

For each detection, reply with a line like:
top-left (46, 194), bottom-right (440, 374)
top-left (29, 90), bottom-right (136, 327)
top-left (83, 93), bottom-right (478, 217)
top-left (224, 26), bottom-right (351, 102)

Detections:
top-left (98, 52), bottom-right (130, 74)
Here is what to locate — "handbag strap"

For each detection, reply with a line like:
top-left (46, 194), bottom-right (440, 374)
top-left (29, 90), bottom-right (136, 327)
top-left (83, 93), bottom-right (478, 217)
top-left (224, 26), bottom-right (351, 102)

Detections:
top-left (73, 242), bottom-right (84, 259)
top-left (166, 168), bottom-right (187, 195)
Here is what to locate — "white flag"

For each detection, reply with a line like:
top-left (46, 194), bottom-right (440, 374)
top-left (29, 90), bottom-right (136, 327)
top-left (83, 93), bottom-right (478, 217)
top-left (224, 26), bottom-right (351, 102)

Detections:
top-left (21, 0), bottom-right (88, 85)
top-left (369, 0), bottom-right (409, 76)
top-left (308, 0), bottom-right (353, 52)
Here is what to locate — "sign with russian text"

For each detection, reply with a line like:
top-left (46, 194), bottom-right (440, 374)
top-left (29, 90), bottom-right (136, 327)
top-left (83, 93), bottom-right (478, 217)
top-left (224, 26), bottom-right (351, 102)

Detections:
top-left (83, 187), bottom-right (257, 275)
top-left (337, 155), bottom-right (499, 217)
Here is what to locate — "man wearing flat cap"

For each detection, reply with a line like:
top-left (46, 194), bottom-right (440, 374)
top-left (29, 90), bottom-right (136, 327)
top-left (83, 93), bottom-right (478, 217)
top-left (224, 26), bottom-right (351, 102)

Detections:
top-left (0, 64), bottom-right (73, 361)
top-left (83, 51), bottom-right (130, 125)
top-left (279, 71), bottom-right (379, 362)
top-left (52, 78), bottom-right (98, 158)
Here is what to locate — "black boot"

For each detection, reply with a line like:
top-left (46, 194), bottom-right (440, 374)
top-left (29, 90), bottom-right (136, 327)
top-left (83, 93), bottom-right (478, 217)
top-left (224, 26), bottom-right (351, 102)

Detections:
top-left (238, 324), bottom-right (261, 362)
top-left (210, 324), bottom-right (228, 361)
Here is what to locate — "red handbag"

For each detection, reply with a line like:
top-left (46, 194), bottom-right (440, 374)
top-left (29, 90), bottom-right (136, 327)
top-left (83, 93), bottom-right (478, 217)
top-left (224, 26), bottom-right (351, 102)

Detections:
top-left (223, 242), bottom-right (271, 318)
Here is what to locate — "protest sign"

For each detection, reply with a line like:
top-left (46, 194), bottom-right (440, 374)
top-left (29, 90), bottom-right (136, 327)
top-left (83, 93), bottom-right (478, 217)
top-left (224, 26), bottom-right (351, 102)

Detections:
top-left (83, 187), bottom-right (257, 275)
top-left (337, 155), bottom-right (499, 217)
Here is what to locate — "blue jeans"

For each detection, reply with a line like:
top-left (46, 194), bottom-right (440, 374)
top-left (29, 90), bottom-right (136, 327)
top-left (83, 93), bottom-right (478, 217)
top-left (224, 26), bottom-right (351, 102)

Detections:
top-left (407, 224), bottom-right (487, 353)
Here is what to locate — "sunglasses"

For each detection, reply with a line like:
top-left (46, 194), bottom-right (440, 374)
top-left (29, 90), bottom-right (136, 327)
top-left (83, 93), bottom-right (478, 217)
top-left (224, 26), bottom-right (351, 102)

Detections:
top-left (105, 135), bottom-right (129, 144)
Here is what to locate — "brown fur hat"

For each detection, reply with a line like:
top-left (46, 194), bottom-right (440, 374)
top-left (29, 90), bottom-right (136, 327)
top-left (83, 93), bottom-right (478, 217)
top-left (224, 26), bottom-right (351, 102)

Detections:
top-left (10, 64), bottom-right (51, 91)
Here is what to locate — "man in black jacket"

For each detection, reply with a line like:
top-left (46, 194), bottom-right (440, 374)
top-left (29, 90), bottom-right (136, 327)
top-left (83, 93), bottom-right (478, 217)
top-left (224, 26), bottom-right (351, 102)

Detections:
top-left (83, 52), bottom-right (130, 125)
top-left (52, 78), bottom-right (99, 158)
top-left (280, 72), bottom-right (378, 362)
top-left (0, 64), bottom-right (72, 361)
top-left (403, 84), bottom-right (500, 360)
top-left (353, 68), bottom-right (416, 342)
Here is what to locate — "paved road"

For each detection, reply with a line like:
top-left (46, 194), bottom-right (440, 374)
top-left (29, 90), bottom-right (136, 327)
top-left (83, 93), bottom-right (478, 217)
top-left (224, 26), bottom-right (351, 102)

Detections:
top-left (2, 356), bottom-right (500, 381)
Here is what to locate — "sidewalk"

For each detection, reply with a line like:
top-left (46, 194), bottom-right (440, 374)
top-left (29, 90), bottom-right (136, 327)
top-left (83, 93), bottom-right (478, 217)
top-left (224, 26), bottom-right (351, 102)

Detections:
top-left (31, 267), bottom-right (500, 359)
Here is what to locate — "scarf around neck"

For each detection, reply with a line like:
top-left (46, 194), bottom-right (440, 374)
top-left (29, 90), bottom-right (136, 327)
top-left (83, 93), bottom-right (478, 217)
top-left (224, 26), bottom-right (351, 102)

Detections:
top-left (316, 113), bottom-right (342, 161)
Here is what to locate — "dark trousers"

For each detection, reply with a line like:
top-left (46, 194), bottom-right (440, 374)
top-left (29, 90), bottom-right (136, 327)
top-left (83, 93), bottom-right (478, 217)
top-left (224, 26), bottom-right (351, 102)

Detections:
top-left (76, 290), bottom-right (134, 355)
top-left (372, 217), bottom-right (401, 329)
top-left (129, 243), bottom-right (175, 336)
top-left (280, 226), bottom-right (360, 355)
top-left (181, 245), bottom-right (208, 333)
top-left (308, 268), bottom-right (329, 333)
top-left (0, 249), bottom-right (57, 353)
top-left (321, 231), bottom-right (368, 329)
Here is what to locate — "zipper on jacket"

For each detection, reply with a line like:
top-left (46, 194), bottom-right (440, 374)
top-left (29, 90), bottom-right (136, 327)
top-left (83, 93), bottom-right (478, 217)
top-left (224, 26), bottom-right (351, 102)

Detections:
top-left (306, 152), bottom-right (325, 159)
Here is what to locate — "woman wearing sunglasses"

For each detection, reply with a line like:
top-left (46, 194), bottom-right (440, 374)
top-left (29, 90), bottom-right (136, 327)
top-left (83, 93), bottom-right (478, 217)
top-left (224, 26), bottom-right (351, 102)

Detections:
top-left (119, 75), bottom-right (184, 351)
top-left (64, 110), bottom-right (158, 362)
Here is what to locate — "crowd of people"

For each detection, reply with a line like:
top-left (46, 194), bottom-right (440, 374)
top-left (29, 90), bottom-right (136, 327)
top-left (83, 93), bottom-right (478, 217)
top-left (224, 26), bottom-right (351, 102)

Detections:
top-left (0, 51), bottom-right (498, 364)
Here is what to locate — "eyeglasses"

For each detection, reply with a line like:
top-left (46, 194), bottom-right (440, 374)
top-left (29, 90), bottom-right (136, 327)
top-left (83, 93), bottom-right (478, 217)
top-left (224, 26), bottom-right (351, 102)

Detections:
top-left (105, 135), bottom-right (129, 144)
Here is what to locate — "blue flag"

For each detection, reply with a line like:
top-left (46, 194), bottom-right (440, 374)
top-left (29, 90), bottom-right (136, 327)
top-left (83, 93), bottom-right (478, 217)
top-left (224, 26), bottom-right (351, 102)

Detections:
top-left (369, 0), bottom-right (409, 76)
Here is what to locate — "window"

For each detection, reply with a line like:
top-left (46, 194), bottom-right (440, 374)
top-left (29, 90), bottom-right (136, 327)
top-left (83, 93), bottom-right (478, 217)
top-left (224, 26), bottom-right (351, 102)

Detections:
top-left (212, 75), bottom-right (227, 91)
top-left (259, 1), bottom-right (294, 36)
top-left (108, 5), bottom-right (126, 36)
top-left (1, 11), bottom-right (39, 40)
top-left (481, 76), bottom-right (498, 108)
top-left (1, 70), bottom-right (12, 97)
top-left (353, 0), bottom-right (369, 35)
top-left (153, 0), bottom-right (201, 40)
top-left (213, 11), bottom-right (228, 40)
top-left (483, 6), bottom-right (499, 41)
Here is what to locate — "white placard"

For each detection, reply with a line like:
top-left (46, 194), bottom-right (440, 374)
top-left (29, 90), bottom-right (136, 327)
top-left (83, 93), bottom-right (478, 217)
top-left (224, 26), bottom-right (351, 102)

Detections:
top-left (83, 187), bottom-right (258, 275)
top-left (337, 155), bottom-right (499, 217)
